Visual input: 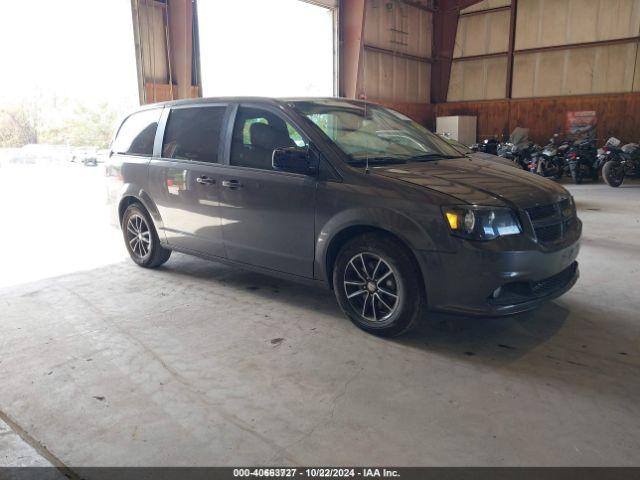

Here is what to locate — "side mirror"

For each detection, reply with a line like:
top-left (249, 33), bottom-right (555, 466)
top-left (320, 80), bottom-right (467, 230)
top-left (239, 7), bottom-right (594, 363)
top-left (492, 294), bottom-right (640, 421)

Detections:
top-left (272, 147), bottom-right (317, 175)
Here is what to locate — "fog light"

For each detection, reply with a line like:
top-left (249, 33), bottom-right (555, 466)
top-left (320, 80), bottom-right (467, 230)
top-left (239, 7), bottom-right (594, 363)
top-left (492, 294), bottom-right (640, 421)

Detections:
top-left (492, 287), bottom-right (502, 299)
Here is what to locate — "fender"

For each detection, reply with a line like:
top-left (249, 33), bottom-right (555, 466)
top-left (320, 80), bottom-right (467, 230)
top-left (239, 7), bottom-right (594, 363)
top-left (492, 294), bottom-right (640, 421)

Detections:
top-left (314, 206), bottom-right (438, 284)
top-left (117, 183), bottom-right (167, 243)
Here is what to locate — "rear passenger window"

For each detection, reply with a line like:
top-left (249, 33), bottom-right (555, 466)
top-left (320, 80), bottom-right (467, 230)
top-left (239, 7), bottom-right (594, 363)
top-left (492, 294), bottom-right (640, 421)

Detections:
top-left (112, 109), bottom-right (161, 157)
top-left (162, 106), bottom-right (226, 163)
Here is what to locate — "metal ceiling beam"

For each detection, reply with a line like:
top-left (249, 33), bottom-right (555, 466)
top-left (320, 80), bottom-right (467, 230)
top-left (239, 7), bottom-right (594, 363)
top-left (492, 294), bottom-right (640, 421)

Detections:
top-left (431, 0), bottom-right (483, 103)
top-left (339, 0), bottom-right (366, 98)
top-left (459, 5), bottom-right (511, 16)
top-left (364, 44), bottom-right (433, 63)
top-left (505, 0), bottom-right (517, 99)
top-left (517, 36), bottom-right (640, 55)
top-left (167, 0), bottom-right (193, 100)
top-left (453, 51), bottom-right (508, 61)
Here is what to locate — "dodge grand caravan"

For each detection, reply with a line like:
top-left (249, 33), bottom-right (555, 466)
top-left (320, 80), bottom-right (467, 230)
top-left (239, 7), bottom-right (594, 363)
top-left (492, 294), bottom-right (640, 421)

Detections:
top-left (107, 98), bottom-right (581, 336)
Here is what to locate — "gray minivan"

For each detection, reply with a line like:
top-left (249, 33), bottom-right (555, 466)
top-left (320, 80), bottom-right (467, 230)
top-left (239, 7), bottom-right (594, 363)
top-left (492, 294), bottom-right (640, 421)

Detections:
top-left (107, 97), bottom-right (581, 336)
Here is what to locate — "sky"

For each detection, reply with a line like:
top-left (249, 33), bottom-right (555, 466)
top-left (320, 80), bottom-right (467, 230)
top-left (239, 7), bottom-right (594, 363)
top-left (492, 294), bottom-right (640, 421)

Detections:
top-left (0, 0), bottom-right (335, 106)
top-left (0, 0), bottom-right (139, 107)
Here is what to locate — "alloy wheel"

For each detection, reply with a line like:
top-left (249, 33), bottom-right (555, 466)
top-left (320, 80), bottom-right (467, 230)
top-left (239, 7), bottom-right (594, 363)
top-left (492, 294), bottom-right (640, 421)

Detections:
top-left (126, 214), bottom-right (152, 260)
top-left (343, 252), bottom-right (401, 323)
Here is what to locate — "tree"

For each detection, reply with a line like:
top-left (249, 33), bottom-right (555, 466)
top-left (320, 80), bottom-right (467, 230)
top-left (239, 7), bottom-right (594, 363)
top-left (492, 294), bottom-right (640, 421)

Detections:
top-left (0, 105), bottom-right (39, 147)
top-left (40, 102), bottom-right (120, 148)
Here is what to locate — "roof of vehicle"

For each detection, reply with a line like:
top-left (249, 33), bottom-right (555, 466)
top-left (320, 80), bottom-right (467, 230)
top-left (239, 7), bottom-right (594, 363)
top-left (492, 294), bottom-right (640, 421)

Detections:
top-left (137, 96), bottom-right (369, 110)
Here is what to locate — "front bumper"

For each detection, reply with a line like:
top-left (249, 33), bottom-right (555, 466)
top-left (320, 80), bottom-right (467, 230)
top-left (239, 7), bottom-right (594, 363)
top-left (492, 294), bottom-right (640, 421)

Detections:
top-left (418, 237), bottom-right (581, 317)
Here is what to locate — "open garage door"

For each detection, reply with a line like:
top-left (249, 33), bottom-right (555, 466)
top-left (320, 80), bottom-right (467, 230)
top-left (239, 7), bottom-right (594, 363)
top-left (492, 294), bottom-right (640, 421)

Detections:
top-left (197, 0), bottom-right (337, 97)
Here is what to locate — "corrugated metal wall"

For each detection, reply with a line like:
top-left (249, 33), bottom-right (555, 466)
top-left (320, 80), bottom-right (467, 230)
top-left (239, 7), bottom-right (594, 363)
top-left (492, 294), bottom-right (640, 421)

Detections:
top-left (358, 0), bottom-right (433, 103)
top-left (515, 0), bottom-right (640, 49)
top-left (512, 0), bottom-right (640, 97)
top-left (447, 0), bottom-right (640, 102)
top-left (447, 1), bottom-right (511, 101)
top-left (135, 0), bottom-right (169, 85)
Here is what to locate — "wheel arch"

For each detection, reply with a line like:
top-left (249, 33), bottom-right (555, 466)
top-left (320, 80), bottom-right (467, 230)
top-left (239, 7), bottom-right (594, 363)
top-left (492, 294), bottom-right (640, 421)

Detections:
top-left (117, 187), bottom-right (166, 243)
top-left (322, 224), bottom-right (426, 294)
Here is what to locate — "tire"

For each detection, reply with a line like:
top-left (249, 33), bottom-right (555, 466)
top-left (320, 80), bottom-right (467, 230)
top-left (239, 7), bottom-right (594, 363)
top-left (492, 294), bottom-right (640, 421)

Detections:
top-left (332, 233), bottom-right (426, 337)
top-left (122, 203), bottom-right (171, 268)
top-left (602, 160), bottom-right (625, 187)
top-left (570, 163), bottom-right (582, 184)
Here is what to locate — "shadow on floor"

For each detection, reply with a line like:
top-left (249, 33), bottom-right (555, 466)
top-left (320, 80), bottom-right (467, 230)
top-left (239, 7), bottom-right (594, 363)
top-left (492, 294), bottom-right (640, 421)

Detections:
top-left (160, 255), bottom-right (573, 364)
top-left (156, 254), bottom-right (640, 394)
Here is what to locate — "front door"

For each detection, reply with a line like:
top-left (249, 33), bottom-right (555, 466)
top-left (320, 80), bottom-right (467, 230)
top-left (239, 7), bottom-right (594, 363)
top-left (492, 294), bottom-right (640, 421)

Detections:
top-left (219, 105), bottom-right (317, 278)
top-left (148, 104), bottom-right (229, 258)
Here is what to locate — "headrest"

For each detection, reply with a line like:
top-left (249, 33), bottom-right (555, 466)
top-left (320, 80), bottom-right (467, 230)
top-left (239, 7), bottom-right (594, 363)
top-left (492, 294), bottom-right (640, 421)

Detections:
top-left (250, 123), bottom-right (292, 150)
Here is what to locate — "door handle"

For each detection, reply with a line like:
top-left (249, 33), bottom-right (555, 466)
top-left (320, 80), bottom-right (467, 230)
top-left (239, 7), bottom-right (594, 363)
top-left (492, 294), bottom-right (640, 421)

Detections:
top-left (196, 176), bottom-right (215, 185)
top-left (222, 179), bottom-right (242, 189)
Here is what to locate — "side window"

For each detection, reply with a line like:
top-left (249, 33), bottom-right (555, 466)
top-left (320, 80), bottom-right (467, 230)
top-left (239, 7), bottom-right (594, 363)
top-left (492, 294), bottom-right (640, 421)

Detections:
top-left (112, 109), bottom-right (161, 157)
top-left (230, 107), bottom-right (307, 171)
top-left (161, 106), bottom-right (226, 163)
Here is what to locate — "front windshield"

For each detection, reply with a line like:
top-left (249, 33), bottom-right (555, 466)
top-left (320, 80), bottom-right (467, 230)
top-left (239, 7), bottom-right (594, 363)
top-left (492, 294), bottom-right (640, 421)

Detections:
top-left (289, 100), bottom-right (461, 165)
top-left (437, 134), bottom-right (474, 155)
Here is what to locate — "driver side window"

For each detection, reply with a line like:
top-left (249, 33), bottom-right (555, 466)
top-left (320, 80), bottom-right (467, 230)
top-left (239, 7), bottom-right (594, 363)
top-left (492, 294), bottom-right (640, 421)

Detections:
top-left (230, 107), bottom-right (307, 171)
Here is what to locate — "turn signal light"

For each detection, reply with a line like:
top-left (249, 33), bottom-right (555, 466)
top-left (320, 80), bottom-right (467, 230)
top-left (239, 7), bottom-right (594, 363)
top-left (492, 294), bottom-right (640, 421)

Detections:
top-left (445, 212), bottom-right (459, 230)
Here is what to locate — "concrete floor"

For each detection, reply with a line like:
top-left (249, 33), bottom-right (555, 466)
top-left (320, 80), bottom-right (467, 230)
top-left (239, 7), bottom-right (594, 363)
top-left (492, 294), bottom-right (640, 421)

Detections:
top-left (0, 163), bottom-right (639, 468)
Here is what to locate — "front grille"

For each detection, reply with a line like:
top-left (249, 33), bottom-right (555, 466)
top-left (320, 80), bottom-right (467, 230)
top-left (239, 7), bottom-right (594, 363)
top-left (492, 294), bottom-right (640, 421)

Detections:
top-left (525, 199), bottom-right (575, 246)
top-left (535, 223), bottom-right (561, 242)
top-left (527, 203), bottom-right (557, 221)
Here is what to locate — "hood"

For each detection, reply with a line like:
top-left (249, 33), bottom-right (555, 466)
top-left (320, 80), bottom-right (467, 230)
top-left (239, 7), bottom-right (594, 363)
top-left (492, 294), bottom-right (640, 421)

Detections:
top-left (371, 157), bottom-right (569, 208)
top-left (469, 152), bottom-right (518, 168)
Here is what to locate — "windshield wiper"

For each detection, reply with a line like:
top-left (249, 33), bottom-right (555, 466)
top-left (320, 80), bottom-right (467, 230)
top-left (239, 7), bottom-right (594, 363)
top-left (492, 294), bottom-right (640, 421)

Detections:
top-left (348, 156), bottom-right (409, 166)
top-left (409, 153), bottom-right (460, 161)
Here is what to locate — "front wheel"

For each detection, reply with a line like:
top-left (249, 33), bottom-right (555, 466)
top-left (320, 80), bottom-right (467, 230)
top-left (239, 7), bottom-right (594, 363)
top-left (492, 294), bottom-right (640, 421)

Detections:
top-left (122, 204), bottom-right (172, 267)
top-left (333, 233), bottom-right (426, 337)
top-left (602, 160), bottom-right (625, 187)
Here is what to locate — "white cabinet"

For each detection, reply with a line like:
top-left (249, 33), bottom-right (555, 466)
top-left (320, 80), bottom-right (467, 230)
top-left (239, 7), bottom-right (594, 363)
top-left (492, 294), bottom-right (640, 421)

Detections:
top-left (436, 116), bottom-right (477, 146)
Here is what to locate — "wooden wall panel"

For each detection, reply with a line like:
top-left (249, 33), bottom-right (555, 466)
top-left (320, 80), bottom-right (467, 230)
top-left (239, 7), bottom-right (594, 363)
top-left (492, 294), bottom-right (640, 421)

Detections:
top-left (143, 83), bottom-right (199, 103)
top-left (374, 99), bottom-right (434, 125)
top-left (430, 93), bottom-right (640, 144)
top-left (431, 99), bottom-right (510, 137)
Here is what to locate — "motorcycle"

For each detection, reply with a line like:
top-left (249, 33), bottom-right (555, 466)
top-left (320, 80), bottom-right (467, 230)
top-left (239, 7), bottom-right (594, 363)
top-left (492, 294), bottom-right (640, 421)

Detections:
top-left (471, 138), bottom-right (499, 156)
top-left (529, 134), bottom-right (566, 179)
top-left (601, 137), bottom-right (640, 187)
top-left (498, 128), bottom-right (535, 170)
top-left (564, 138), bottom-right (599, 184)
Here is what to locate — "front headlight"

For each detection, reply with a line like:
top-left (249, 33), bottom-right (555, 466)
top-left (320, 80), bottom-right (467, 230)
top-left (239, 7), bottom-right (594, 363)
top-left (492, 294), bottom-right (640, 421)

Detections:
top-left (442, 206), bottom-right (522, 241)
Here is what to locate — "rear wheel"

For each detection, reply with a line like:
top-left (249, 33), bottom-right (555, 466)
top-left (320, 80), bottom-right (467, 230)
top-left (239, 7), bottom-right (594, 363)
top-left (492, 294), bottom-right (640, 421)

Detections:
top-left (570, 162), bottom-right (583, 184)
top-left (333, 233), bottom-right (426, 337)
top-left (602, 160), bottom-right (625, 187)
top-left (122, 204), bottom-right (171, 268)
